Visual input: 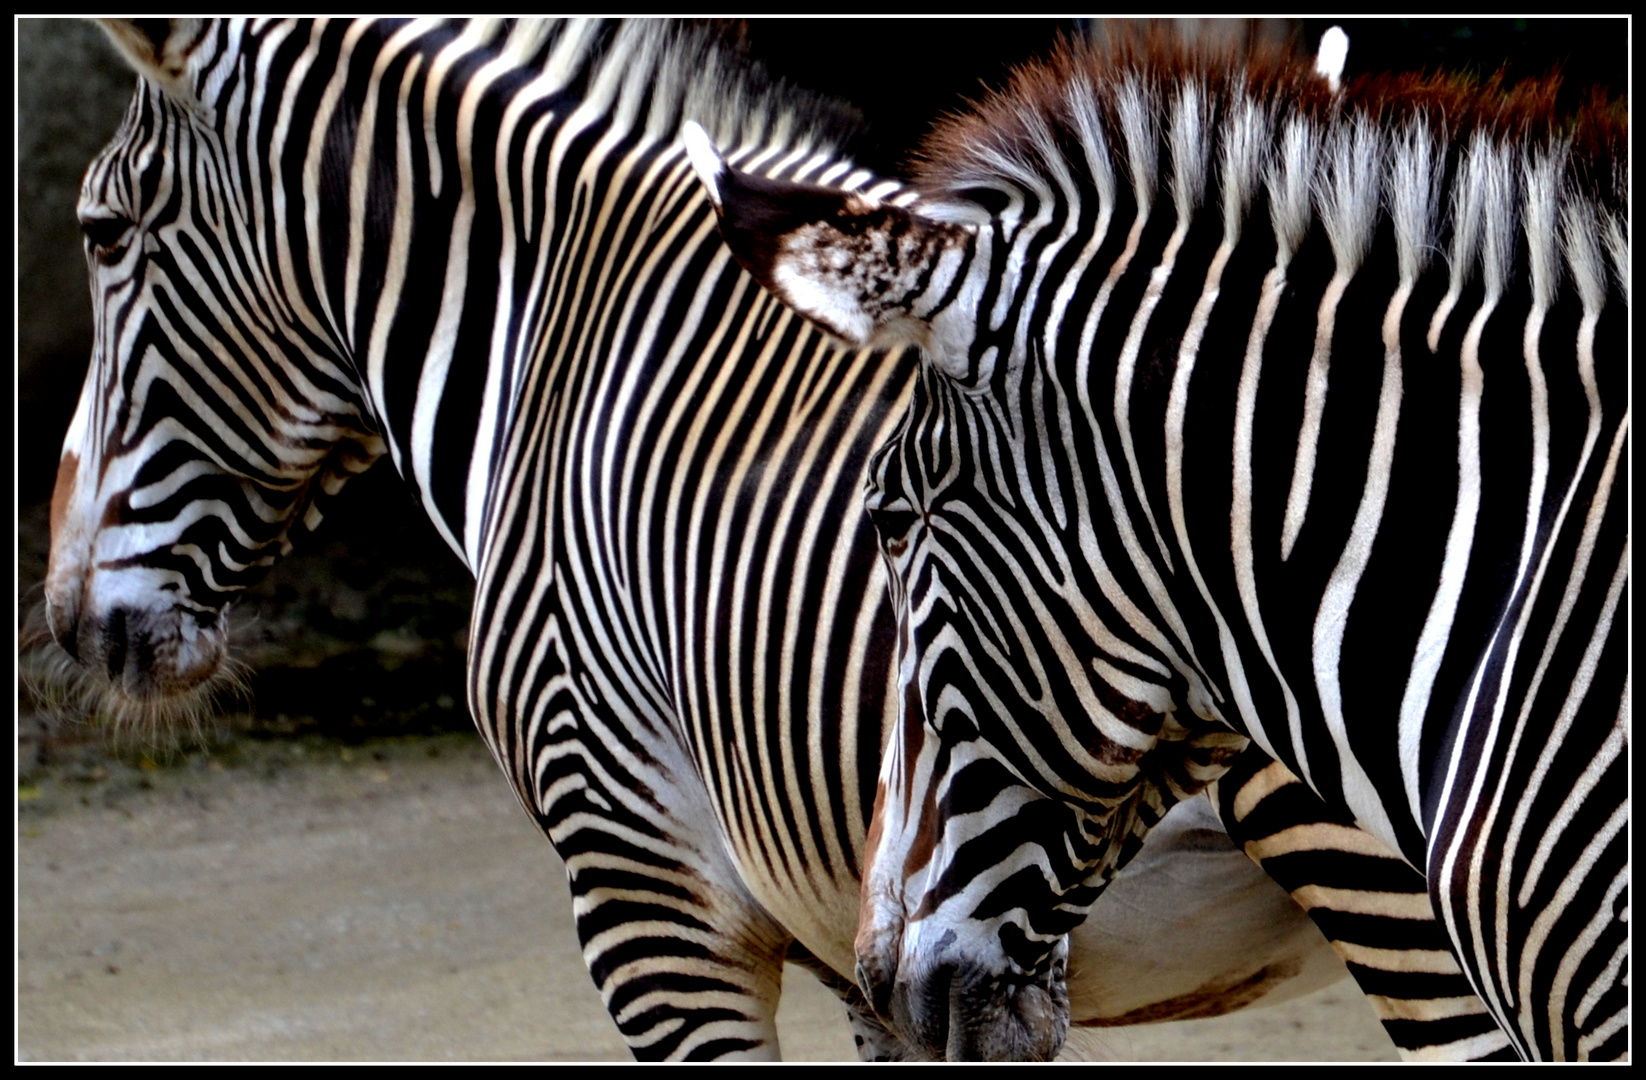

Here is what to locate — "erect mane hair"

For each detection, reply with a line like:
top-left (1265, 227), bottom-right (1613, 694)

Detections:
top-left (911, 29), bottom-right (1626, 294)
top-left (174, 20), bottom-right (868, 167)
top-left (571, 19), bottom-right (866, 163)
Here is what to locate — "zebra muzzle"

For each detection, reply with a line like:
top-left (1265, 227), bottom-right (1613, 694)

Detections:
top-left (857, 911), bottom-right (1071, 1062)
top-left (45, 575), bottom-right (228, 701)
top-left (887, 938), bottom-right (1071, 1061)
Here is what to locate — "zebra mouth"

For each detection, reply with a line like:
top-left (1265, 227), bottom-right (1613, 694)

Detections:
top-left (28, 592), bottom-right (240, 743)
top-left (49, 601), bottom-right (225, 694)
top-left (121, 608), bottom-right (224, 696)
top-left (865, 934), bottom-right (1071, 1061)
top-left (94, 602), bottom-right (223, 694)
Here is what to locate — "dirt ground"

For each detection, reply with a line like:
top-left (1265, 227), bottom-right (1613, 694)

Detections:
top-left (16, 482), bottom-right (1395, 1062)
top-left (16, 488), bottom-right (1391, 1064)
top-left (16, 732), bottom-right (1398, 1063)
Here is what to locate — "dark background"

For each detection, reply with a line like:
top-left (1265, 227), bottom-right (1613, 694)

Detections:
top-left (15, 18), bottom-right (1629, 761)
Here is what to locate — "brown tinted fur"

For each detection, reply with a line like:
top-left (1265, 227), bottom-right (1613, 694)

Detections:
top-left (913, 27), bottom-right (1626, 211)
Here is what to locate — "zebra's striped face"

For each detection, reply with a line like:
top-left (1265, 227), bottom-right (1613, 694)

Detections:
top-left (855, 357), bottom-right (1244, 1057)
top-left (693, 130), bottom-right (1245, 1059)
top-left (46, 46), bottom-right (383, 723)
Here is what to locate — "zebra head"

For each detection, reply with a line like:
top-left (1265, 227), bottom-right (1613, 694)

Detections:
top-left (44, 20), bottom-right (383, 727)
top-left (688, 110), bottom-right (1246, 1060)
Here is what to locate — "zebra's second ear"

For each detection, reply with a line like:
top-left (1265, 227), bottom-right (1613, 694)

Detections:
top-left (98, 19), bottom-right (208, 104)
top-left (682, 123), bottom-right (975, 351)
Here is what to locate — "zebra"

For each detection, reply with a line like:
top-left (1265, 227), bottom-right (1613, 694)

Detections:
top-left (688, 29), bottom-right (1628, 1061)
top-left (38, 18), bottom-right (1398, 1061)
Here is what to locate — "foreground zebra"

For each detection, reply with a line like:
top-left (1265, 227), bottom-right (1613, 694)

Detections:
top-left (691, 30), bottom-right (1627, 1061)
top-left (42, 18), bottom-right (1388, 1060)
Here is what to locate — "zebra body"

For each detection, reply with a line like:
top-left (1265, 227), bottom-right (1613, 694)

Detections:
top-left (694, 34), bottom-right (1627, 1061)
top-left (52, 19), bottom-right (890, 1057)
top-left (44, 19), bottom-right (1393, 1059)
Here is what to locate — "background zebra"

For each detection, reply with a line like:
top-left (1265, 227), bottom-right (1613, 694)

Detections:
top-left (692, 28), bottom-right (1627, 1061)
top-left (31, 18), bottom-right (1378, 1061)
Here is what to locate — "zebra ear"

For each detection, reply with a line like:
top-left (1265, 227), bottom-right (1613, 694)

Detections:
top-left (98, 18), bottom-right (208, 104)
top-left (682, 123), bottom-right (975, 351)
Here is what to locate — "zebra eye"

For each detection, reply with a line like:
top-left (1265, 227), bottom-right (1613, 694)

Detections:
top-left (80, 213), bottom-right (134, 256)
top-left (868, 506), bottom-right (921, 545)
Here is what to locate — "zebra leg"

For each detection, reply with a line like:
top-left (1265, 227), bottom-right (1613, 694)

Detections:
top-left (551, 769), bottom-right (793, 1060)
top-left (1424, 470), bottom-right (1629, 1062)
top-left (567, 870), bottom-right (789, 1060)
top-left (477, 652), bottom-right (793, 1060)
top-left (1211, 748), bottom-right (1516, 1061)
top-left (786, 944), bottom-right (915, 1061)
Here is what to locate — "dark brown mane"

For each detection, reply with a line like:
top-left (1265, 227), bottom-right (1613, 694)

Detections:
top-left (912, 27), bottom-right (1626, 211)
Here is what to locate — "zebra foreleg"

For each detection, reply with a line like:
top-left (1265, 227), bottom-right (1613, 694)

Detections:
top-left (556, 815), bottom-right (793, 1061)
top-left (510, 676), bottom-right (794, 1060)
top-left (785, 944), bottom-right (916, 1061)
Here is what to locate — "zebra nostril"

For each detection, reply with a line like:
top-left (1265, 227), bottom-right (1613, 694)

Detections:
top-left (105, 607), bottom-right (129, 681)
top-left (856, 958), bottom-right (894, 1018)
top-left (193, 609), bottom-right (218, 630)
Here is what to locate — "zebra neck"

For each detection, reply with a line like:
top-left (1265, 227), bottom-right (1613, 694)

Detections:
top-left (905, 66), bottom-right (1626, 862)
top-left (282, 18), bottom-right (865, 570)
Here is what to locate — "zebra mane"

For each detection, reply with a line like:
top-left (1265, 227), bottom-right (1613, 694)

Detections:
top-left (913, 31), bottom-right (1628, 296)
top-left (173, 19), bottom-right (865, 166)
top-left (555, 19), bottom-right (866, 163)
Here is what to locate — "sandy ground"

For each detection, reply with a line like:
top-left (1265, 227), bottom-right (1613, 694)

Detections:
top-left (16, 732), bottom-right (1397, 1062)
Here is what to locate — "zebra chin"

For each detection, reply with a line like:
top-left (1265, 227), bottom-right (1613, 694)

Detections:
top-left (27, 581), bottom-right (244, 746)
top-left (856, 919), bottom-right (1071, 1061)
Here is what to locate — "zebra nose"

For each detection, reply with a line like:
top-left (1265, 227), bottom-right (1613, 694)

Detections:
top-left (855, 955), bottom-right (895, 1018)
top-left (102, 607), bottom-right (132, 684)
top-left (56, 600), bottom-right (229, 697)
top-left (883, 956), bottom-right (1069, 1061)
